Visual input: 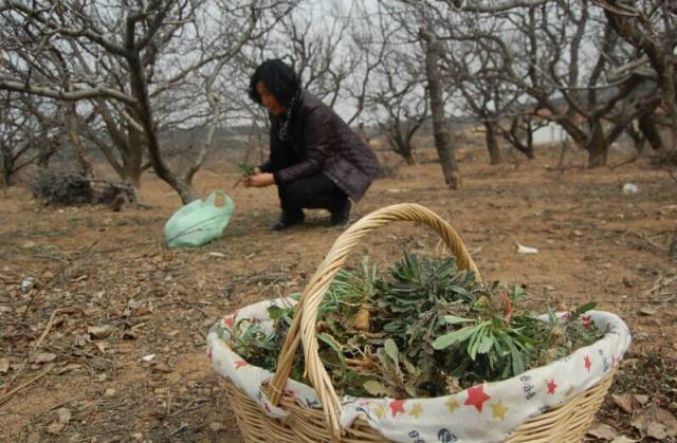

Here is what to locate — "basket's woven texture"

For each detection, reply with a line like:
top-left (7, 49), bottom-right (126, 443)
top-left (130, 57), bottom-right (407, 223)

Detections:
top-left (209, 203), bottom-right (630, 442)
top-left (223, 371), bottom-right (613, 443)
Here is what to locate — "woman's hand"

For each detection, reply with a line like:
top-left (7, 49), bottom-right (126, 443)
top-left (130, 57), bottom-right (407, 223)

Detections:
top-left (246, 172), bottom-right (275, 188)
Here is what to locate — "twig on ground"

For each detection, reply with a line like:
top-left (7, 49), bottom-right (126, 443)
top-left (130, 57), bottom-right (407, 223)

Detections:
top-left (622, 229), bottom-right (666, 253)
top-left (169, 398), bottom-right (209, 417)
top-left (4, 307), bottom-right (85, 395)
top-left (0, 363), bottom-right (55, 406)
top-left (609, 155), bottom-right (640, 170)
top-left (641, 274), bottom-right (677, 298)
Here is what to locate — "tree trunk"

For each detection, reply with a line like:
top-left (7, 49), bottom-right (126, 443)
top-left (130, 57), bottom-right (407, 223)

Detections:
top-left (638, 113), bottom-right (664, 152)
top-left (122, 126), bottom-right (144, 190)
top-left (586, 122), bottom-right (608, 168)
top-left (390, 130), bottom-right (417, 165)
top-left (420, 29), bottom-right (461, 189)
top-left (484, 121), bottom-right (503, 165)
top-left (402, 152), bottom-right (416, 165)
top-left (127, 53), bottom-right (195, 203)
top-left (67, 112), bottom-right (96, 179)
top-left (36, 138), bottom-right (59, 169)
top-left (1, 153), bottom-right (11, 187)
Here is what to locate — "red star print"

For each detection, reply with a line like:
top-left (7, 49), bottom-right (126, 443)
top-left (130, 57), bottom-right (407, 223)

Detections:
top-left (389, 400), bottom-right (406, 417)
top-left (264, 403), bottom-right (271, 413)
top-left (285, 389), bottom-right (295, 398)
top-left (223, 315), bottom-right (235, 328)
top-left (207, 347), bottom-right (212, 361)
top-left (584, 355), bottom-right (592, 372)
top-left (612, 355), bottom-right (617, 367)
top-left (464, 385), bottom-right (491, 412)
top-left (547, 379), bottom-right (557, 395)
top-left (581, 315), bottom-right (593, 330)
top-left (235, 360), bottom-right (249, 369)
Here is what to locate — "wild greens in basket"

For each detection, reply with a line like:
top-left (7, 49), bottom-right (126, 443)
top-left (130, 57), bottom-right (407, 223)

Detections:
top-left (220, 253), bottom-right (605, 398)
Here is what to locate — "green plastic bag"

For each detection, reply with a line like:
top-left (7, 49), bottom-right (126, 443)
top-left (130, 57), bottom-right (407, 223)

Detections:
top-left (164, 191), bottom-right (234, 248)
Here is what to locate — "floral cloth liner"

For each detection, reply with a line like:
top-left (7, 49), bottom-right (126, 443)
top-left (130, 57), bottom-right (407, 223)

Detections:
top-left (207, 297), bottom-right (631, 443)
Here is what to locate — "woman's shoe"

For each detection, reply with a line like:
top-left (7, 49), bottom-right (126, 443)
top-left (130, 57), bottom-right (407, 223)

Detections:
top-left (270, 210), bottom-right (305, 231)
top-left (330, 200), bottom-right (351, 226)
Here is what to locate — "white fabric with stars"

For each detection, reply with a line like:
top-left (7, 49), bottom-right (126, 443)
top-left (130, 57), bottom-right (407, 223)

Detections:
top-left (207, 298), bottom-right (631, 443)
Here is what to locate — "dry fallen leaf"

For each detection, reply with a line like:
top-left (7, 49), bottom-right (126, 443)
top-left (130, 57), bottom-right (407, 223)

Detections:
top-left (46, 407), bottom-right (71, 435)
top-left (612, 394), bottom-right (639, 414)
top-left (0, 358), bottom-right (10, 374)
top-left (646, 421), bottom-right (668, 440)
top-left (631, 406), bottom-right (677, 439)
top-left (46, 421), bottom-right (66, 435)
top-left (95, 341), bottom-right (109, 354)
top-left (135, 307), bottom-right (152, 316)
top-left (56, 408), bottom-right (71, 423)
top-left (153, 363), bottom-right (173, 373)
top-left (31, 352), bottom-right (57, 364)
top-left (87, 325), bottom-right (112, 339)
top-left (209, 422), bottom-right (226, 432)
top-left (638, 306), bottom-right (657, 316)
top-left (633, 394), bottom-right (649, 406)
top-left (587, 423), bottom-right (618, 441)
top-left (57, 363), bottom-right (82, 374)
top-left (73, 333), bottom-right (89, 347)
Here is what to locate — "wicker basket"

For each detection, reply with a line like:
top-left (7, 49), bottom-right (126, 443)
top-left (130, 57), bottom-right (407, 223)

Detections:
top-left (210, 203), bottom-right (629, 443)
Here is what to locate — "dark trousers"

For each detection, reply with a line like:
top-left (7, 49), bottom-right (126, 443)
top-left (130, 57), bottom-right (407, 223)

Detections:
top-left (276, 173), bottom-right (348, 215)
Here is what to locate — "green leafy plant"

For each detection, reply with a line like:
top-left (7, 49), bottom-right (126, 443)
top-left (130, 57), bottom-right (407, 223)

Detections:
top-left (225, 252), bottom-right (605, 398)
top-left (238, 163), bottom-right (256, 176)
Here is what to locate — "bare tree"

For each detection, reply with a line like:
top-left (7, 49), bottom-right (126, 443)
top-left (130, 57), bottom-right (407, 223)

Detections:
top-left (420, 28), bottom-right (461, 188)
top-left (0, 0), bottom-right (295, 203)
top-left (0, 92), bottom-right (66, 185)
top-left (440, 37), bottom-right (521, 165)
top-left (373, 54), bottom-right (429, 165)
top-left (450, 1), bottom-right (658, 167)
top-left (595, 0), bottom-right (677, 160)
top-left (357, 4), bottom-right (428, 165)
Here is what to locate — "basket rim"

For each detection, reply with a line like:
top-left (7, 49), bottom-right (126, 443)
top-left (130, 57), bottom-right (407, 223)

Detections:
top-left (208, 300), bottom-right (630, 442)
top-left (208, 297), bottom-right (630, 402)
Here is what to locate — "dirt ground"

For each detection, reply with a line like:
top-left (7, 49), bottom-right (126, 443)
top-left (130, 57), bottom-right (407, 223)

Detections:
top-left (1, 144), bottom-right (675, 443)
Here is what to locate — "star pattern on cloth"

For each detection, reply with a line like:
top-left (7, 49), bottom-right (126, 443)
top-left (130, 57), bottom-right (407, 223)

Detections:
top-left (547, 379), bottom-right (557, 395)
top-left (464, 385), bottom-right (491, 413)
top-left (446, 398), bottom-right (460, 413)
top-left (390, 400), bottom-right (406, 417)
top-left (410, 403), bottom-right (423, 419)
top-left (584, 354), bottom-right (592, 372)
top-left (234, 360), bottom-right (249, 369)
top-left (581, 315), bottom-right (593, 330)
top-left (490, 401), bottom-right (508, 421)
top-left (374, 405), bottom-right (386, 419)
top-left (223, 315), bottom-right (235, 328)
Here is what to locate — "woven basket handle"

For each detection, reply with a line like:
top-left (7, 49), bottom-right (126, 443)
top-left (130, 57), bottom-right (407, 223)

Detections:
top-left (269, 203), bottom-right (479, 438)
